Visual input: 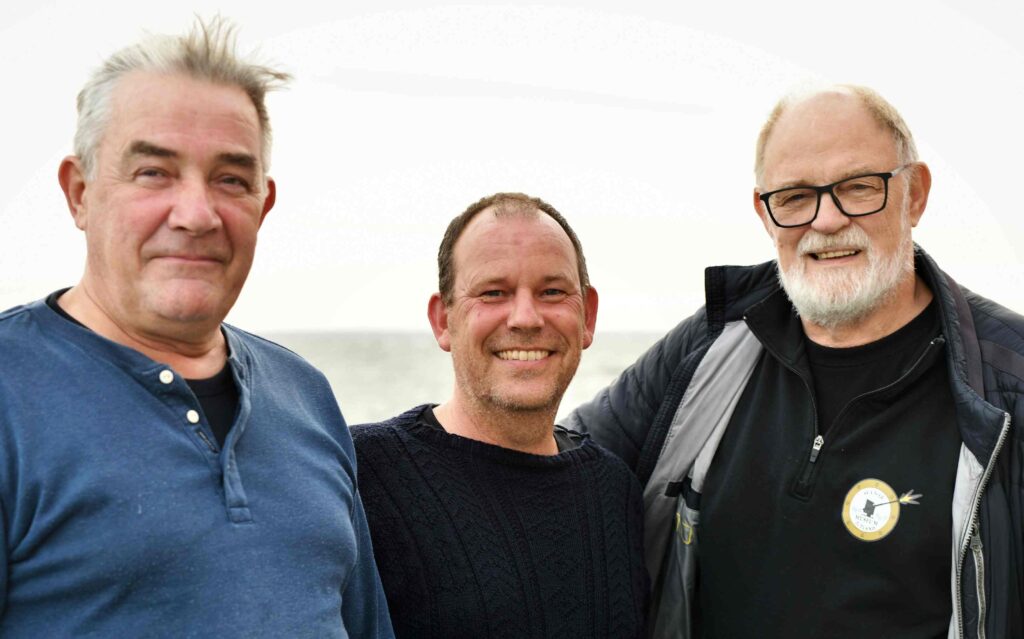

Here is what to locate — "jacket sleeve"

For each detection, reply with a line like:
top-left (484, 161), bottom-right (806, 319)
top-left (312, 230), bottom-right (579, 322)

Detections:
top-left (564, 307), bottom-right (709, 472)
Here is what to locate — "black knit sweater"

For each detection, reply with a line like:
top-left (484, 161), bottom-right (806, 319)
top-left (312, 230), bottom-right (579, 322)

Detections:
top-left (352, 405), bottom-right (649, 639)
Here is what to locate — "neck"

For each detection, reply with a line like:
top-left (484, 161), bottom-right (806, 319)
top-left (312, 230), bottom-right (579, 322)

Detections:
top-left (802, 274), bottom-right (933, 348)
top-left (60, 284), bottom-right (228, 379)
top-left (433, 394), bottom-right (559, 456)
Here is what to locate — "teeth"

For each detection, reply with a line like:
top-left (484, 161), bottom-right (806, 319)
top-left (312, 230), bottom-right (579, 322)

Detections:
top-left (497, 350), bottom-right (551, 361)
top-left (815, 250), bottom-right (858, 260)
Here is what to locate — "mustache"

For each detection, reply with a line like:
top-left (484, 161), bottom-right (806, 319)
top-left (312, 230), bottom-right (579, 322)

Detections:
top-left (796, 225), bottom-right (870, 254)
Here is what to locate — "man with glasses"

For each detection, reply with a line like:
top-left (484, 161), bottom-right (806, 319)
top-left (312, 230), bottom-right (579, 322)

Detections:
top-left (566, 86), bottom-right (1024, 638)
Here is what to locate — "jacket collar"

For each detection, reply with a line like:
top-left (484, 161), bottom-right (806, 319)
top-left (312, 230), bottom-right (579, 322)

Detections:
top-left (702, 245), bottom-right (1006, 465)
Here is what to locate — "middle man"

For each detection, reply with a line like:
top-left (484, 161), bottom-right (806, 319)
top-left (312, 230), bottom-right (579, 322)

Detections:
top-left (353, 192), bottom-right (649, 639)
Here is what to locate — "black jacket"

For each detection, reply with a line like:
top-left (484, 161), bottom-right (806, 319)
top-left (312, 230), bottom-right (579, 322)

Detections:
top-left (567, 247), bottom-right (1024, 639)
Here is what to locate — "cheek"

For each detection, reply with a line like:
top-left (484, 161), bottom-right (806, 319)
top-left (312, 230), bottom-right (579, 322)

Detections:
top-left (547, 307), bottom-right (586, 336)
top-left (772, 230), bottom-right (802, 260)
top-left (862, 217), bottom-right (900, 250)
top-left (104, 191), bottom-right (169, 236)
top-left (217, 208), bottom-right (265, 262)
top-left (466, 307), bottom-right (503, 340)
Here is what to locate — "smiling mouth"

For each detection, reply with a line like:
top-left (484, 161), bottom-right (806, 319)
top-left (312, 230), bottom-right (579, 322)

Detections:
top-left (496, 350), bottom-right (552, 361)
top-left (810, 249), bottom-right (860, 260)
top-left (154, 255), bottom-right (223, 264)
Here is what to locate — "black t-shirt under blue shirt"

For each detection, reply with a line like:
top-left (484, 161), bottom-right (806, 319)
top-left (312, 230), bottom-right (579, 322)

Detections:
top-left (45, 290), bottom-right (238, 447)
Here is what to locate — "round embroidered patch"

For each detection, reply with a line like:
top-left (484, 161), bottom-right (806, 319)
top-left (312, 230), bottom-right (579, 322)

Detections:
top-left (841, 478), bottom-right (901, 542)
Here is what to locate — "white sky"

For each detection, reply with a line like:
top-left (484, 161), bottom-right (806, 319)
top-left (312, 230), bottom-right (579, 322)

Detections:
top-left (2, 1), bottom-right (1022, 333)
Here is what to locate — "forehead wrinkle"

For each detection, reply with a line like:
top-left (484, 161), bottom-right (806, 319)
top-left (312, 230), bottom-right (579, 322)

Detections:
top-left (770, 164), bottom-right (893, 191)
top-left (762, 94), bottom-right (898, 183)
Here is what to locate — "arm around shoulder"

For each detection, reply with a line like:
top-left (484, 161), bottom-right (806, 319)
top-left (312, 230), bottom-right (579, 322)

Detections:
top-left (564, 308), bottom-right (710, 472)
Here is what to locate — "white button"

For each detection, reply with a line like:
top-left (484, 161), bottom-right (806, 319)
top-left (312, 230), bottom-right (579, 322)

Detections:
top-left (159, 370), bottom-right (174, 384)
top-left (186, 410), bottom-right (200, 424)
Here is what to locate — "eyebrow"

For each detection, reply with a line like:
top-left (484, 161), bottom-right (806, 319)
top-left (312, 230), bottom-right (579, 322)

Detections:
top-left (124, 141), bottom-right (258, 170)
top-left (126, 140), bottom-right (176, 159)
top-left (541, 274), bottom-right (574, 285)
top-left (217, 152), bottom-right (258, 170)
top-left (472, 274), bottom-right (576, 290)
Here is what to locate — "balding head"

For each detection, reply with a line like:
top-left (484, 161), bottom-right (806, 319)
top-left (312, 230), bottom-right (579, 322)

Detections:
top-left (754, 85), bottom-right (918, 186)
top-left (437, 192), bottom-right (590, 306)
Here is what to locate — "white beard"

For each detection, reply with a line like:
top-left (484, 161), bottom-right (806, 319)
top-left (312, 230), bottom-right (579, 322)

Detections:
top-left (777, 204), bottom-right (914, 330)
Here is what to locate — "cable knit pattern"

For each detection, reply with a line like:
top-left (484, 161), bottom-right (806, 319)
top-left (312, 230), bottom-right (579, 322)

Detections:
top-left (353, 405), bottom-right (648, 639)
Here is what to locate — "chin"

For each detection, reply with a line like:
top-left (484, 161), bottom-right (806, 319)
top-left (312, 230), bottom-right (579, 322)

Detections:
top-left (779, 251), bottom-right (912, 329)
top-left (485, 387), bottom-right (565, 414)
top-left (145, 291), bottom-right (225, 326)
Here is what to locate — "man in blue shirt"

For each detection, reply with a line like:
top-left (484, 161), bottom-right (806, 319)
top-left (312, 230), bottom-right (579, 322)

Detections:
top-left (0, 17), bottom-right (392, 638)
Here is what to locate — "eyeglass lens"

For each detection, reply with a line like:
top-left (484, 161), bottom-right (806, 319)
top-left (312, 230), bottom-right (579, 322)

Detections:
top-left (768, 175), bottom-right (888, 225)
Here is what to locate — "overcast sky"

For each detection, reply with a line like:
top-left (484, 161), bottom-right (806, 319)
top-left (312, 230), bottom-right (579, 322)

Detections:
top-left (3, 1), bottom-right (1022, 334)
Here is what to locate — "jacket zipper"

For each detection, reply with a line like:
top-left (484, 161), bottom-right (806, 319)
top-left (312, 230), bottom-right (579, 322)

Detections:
top-left (794, 335), bottom-right (943, 494)
top-left (795, 435), bottom-right (824, 489)
top-left (955, 411), bottom-right (1010, 639)
top-left (749, 328), bottom-right (821, 494)
top-left (970, 526), bottom-right (986, 639)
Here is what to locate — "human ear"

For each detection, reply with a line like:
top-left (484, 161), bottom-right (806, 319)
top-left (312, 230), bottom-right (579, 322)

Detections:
top-left (582, 286), bottom-right (599, 349)
top-left (58, 156), bottom-right (89, 230)
top-left (427, 293), bottom-right (452, 352)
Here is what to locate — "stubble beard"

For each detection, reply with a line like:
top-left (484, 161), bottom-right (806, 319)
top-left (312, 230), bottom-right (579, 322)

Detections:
top-left (453, 337), bottom-right (581, 420)
top-left (478, 350), bottom-right (579, 417)
top-left (777, 201), bottom-right (914, 330)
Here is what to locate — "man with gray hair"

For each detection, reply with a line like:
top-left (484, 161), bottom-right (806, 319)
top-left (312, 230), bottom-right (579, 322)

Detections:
top-left (0, 18), bottom-right (392, 637)
top-left (567, 86), bottom-right (1024, 638)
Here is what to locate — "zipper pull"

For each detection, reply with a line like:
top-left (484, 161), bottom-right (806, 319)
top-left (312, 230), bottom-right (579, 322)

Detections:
top-left (970, 528), bottom-right (983, 551)
top-left (809, 435), bottom-right (824, 463)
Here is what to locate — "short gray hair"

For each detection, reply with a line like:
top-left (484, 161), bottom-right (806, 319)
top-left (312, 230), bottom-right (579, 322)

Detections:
top-left (754, 84), bottom-right (919, 185)
top-left (74, 16), bottom-right (291, 180)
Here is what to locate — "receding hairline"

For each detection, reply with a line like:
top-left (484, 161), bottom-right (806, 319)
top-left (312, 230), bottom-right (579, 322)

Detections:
top-left (437, 191), bottom-right (590, 306)
top-left (754, 84), bottom-right (918, 185)
top-left (449, 203), bottom-right (584, 290)
top-left (73, 16), bottom-right (291, 181)
top-left (101, 72), bottom-right (267, 175)
top-left (454, 202), bottom-right (574, 254)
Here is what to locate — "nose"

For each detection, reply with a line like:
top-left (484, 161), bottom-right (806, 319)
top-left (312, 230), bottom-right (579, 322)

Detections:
top-left (168, 175), bottom-right (222, 235)
top-left (506, 289), bottom-right (544, 331)
top-left (810, 191), bottom-right (851, 235)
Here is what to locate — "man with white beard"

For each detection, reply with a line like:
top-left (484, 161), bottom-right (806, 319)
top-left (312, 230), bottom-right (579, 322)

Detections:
top-left (565, 86), bottom-right (1024, 639)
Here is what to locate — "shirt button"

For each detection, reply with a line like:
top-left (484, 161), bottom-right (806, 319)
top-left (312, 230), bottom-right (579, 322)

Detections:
top-left (159, 370), bottom-right (174, 384)
top-left (186, 410), bottom-right (201, 424)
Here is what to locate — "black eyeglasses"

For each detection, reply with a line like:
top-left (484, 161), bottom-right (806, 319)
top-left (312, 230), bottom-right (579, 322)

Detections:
top-left (758, 164), bottom-right (912, 228)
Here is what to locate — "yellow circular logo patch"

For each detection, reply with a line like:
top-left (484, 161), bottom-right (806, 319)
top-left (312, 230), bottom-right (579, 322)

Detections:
top-left (842, 478), bottom-right (901, 542)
